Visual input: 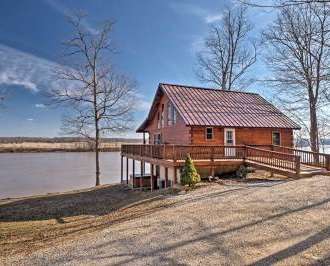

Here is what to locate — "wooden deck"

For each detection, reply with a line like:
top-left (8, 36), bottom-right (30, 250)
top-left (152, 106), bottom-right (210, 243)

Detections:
top-left (121, 144), bottom-right (330, 179)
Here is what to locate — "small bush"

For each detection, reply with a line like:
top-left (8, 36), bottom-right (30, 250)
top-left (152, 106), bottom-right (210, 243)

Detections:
top-left (181, 154), bottom-right (201, 187)
top-left (236, 165), bottom-right (248, 179)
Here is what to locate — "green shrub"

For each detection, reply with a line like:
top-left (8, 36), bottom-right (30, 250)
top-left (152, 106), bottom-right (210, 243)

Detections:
top-left (181, 154), bottom-right (201, 187)
top-left (236, 165), bottom-right (248, 179)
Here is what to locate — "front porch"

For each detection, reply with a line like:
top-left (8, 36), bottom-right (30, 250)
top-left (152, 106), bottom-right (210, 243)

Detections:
top-left (121, 144), bottom-right (330, 189)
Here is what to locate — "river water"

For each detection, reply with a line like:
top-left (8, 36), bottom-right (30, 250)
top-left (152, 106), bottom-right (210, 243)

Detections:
top-left (1, 146), bottom-right (329, 199)
top-left (0, 152), bottom-right (147, 199)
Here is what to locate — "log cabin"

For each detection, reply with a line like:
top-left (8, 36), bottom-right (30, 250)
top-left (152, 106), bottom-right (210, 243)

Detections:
top-left (121, 83), bottom-right (330, 189)
top-left (136, 83), bottom-right (300, 147)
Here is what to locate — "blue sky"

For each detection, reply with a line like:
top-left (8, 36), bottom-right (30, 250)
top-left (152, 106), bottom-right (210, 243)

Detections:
top-left (0, 0), bottom-right (274, 138)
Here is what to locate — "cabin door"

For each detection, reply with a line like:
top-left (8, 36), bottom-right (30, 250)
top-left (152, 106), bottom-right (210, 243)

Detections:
top-left (224, 128), bottom-right (236, 157)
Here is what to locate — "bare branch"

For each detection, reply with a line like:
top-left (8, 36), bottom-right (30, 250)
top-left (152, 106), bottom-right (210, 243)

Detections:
top-left (49, 12), bottom-right (136, 186)
top-left (196, 6), bottom-right (257, 90)
top-left (263, 2), bottom-right (330, 152)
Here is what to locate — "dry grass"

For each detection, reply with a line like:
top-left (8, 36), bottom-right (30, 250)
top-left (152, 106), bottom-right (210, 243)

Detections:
top-left (0, 142), bottom-right (123, 152)
top-left (0, 185), bottom-right (179, 257)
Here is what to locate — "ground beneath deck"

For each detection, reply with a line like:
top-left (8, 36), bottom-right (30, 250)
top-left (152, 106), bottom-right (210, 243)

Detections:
top-left (1, 174), bottom-right (330, 265)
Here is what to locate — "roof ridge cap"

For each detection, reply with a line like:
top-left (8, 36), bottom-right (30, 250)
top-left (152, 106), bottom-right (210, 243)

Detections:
top-left (159, 83), bottom-right (259, 95)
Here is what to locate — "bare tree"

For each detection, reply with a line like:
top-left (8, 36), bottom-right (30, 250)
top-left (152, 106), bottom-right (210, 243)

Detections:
top-left (318, 114), bottom-right (330, 152)
top-left (50, 13), bottom-right (135, 186)
top-left (196, 6), bottom-right (256, 90)
top-left (263, 3), bottom-right (330, 153)
top-left (239, 0), bottom-right (330, 8)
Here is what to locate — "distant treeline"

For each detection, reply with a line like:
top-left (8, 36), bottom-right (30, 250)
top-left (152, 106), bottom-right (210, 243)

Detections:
top-left (0, 137), bottom-right (142, 153)
top-left (296, 138), bottom-right (330, 147)
top-left (0, 137), bottom-right (142, 144)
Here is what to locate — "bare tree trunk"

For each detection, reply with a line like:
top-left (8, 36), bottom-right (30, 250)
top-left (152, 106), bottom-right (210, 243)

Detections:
top-left (310, 104), bottom-right (319, 153)
top-left (95, 126), bottom-right (100, 186)
top-left (93, 53), bottom-right (101, 186)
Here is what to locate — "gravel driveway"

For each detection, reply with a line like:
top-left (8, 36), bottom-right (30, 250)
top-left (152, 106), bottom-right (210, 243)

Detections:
top-left (2, 176), bottom-right (330, 266)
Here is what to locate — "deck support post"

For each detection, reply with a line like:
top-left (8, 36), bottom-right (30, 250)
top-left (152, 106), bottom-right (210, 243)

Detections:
top-left (140, 160), bottom-right (144, 189)
top-left (120, 155), bottom-right (123, 184)
top-left (143, 132), bottom-right (146, 144)
top-left (210, 167), bottom-right (215, 177)
top-left (295, 156), bottom-right (301, 177)
top-left (126, 157), bottom-right (129, 185)
top-left (132, 159), bottom-right (135, 188)
top-left (174, 167), bottom-right (177, 184)
top-left (210, 147), bottom-right (215, 177)
top-left (326, 156), bottom-right (330, 171)
top-left (150, 164), bottom-right (154, 191)
top-left (165, 167), bottom-right (168, 188)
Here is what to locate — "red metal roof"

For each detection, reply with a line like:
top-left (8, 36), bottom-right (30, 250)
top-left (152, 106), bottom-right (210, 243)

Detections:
top-left (136, 83), bottom-right (301, 132)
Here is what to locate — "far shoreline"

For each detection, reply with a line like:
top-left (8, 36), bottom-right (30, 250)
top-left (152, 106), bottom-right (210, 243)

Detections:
top-left (0, 147), bottom-right (121, 153)
top-left (0, 137), bottom-right (142, 153)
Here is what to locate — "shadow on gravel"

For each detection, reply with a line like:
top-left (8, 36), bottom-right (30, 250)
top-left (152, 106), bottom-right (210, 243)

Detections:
top-left (0, 184), bottom-right (177, 222)
top-left (250, 225), bottom-right (330, 266)
top-left (84, 197), bottom-right (330, 266)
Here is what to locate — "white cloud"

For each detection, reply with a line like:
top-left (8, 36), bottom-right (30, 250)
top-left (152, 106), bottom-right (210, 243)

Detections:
top-left (0, 72), bottom-right (38, 91)
top-left (0, 44), bottom-right (79, 95)
top-left (190, 36), bottom-right (205, 54)
top-left (35, 103), bottom-right (46, 108)
top-left (45, 0), bottom-right (99, 34)
top-left (27, 118), bottom-right (34, 121)
top-left (169, 2), bottom-right (223, 24)
top-left (0, 44), bottom-right (62, 92)
top-left (135, 94), bottom-right (151, 112)
top-left (205, 14), bottom-right (223, 24)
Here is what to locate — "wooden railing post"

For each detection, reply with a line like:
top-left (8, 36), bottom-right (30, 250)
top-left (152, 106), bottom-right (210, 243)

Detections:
top-left (210, 146), bottom-right (215, 177)
top-left (210, 146), bottom-right (214, 161)
top-left (172, 145), bottom-right (176, 162)
top-left (163, 144), bottom-right (166, 159)
top-left (295, 156), bottom-right (301, 176)
top-left (325, 155), bottom-right (330, 171)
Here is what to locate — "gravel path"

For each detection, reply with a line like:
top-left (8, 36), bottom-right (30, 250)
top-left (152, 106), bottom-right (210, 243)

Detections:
top-left (2, 176), bottom-right (330, 266)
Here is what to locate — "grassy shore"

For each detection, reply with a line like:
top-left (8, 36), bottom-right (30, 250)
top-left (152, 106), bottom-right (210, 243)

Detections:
top-left (0, 184), bottom-right (178, 258)
top-left (0, 138), bottom-right (141, 153)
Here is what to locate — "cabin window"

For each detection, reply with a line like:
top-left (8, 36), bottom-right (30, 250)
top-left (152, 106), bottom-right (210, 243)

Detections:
top-left (173, 107), bottom-right (177, 124)
top-left (167, 102), bottom-right (177, 126)
top-left (167, 103), bottom-right (172, 126)
top-left (161, 104), bottom-right (165, 128)
top-left (157, 112), bottom-right (160, 129)
top-left (206, 127), bottom-right (213, 140)
top-left (154, 134), bottom-right (161, 144)
top-left (272, 132), bottom-right (281, 146)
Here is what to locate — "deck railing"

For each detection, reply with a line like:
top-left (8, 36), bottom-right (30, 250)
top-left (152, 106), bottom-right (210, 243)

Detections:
top-left (121, 144), bottom-right (247, 161)
top-left (273, 145), bottom-right (330, 170)
top-left (245, 146), bottom-right (300, 172)
top-left (122, 144), bottom-right (306, 172)
top-left (121, 144), bottom-right (330, 173)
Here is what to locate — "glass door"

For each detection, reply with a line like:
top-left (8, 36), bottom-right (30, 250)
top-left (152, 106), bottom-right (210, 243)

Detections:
top-left (224, 128), bottom-right (236, 157)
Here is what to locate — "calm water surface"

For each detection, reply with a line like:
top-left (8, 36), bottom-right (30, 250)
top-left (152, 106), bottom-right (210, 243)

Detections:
top-left (1, 146), bottom-right (329, 199)
top-left (0, 152), bottom-right (147, 199)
